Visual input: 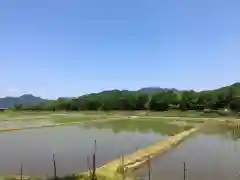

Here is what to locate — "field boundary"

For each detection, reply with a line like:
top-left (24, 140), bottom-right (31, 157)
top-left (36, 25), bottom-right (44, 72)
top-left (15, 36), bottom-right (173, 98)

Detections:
top-left (0, 116), bottom-right (131, 133)
top-left (94, 128), bottom-right (199, 178)
top-left (0, 114), bottom-right (237, 133)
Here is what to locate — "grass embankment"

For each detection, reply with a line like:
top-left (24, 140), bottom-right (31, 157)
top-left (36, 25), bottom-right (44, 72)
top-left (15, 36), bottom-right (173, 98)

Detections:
top-left (0, 117), bottom-right (130, 133)
top-left (92, 128), bottom-right (199, 179)
top-left (0, 111), bottom-right (125, 122)
top-left (1, 110), bottom-right (239, 121)
top-left (0, 111), bottom-right (56, 120)
top-left (0, 112), bottom-right (130, 133)
top-left (0, 110), bottom-right (231, 133)
top-left (51, 114), bottom-right (124, 124)
top-left (142, 110), bottom-right (240, 118)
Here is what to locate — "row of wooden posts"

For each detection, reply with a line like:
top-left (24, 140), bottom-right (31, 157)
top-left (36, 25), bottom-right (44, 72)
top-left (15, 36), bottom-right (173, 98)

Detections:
top-left (18, 140), bottom-right (188, 180)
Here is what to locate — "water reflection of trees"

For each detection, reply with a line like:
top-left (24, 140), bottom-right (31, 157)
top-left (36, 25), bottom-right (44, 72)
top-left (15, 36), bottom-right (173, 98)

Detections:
top-left (82, 120), bottom-right (193, 136)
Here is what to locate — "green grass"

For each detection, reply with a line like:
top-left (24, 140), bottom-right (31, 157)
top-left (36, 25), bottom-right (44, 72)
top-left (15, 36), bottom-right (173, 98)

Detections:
top-left (0, 110), bottom-right (55, 117)
top-left (0, 113), bottom-right (129, 133)
top-left (0, 110), bottom-right (237, 134)
top-left (0, 112), bottom-right (122, 122)
top-left (0, 110), bottom-right (239, 122)
top-left (52, 115), bottom-right (106, 123)
top-left (51, 112), bottom-right (127, 124)
top-left (135, 110), bottom-right (240, 118)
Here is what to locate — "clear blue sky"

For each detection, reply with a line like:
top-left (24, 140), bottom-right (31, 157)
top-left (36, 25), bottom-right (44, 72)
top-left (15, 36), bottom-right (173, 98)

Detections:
top-left (1, 0), bottom-right (240, 99)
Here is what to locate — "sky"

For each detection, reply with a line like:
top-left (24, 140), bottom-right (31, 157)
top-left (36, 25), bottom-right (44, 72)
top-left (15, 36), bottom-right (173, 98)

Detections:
top-left (1, 0), bottom-right (240, 99)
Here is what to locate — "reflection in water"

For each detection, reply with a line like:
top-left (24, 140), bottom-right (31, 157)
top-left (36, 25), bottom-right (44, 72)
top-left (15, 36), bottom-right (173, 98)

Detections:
top-left (82, 119), bottom-right (193, 136)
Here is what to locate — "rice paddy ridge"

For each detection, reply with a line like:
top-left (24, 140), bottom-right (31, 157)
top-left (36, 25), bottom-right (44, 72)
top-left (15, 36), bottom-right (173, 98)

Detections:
top-left (93, 128), bottom-right (199, 178)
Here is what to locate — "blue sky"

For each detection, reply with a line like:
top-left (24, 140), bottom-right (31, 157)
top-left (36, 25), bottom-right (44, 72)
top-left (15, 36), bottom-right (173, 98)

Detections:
top-left (1, 0), bottom-right (240, 99)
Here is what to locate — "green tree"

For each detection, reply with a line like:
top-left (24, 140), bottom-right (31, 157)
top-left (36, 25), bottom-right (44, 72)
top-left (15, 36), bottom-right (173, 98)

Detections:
top-left (13, 104), bottom-right (23, 110)
top-left (20, 82), bottom-right (240, 113)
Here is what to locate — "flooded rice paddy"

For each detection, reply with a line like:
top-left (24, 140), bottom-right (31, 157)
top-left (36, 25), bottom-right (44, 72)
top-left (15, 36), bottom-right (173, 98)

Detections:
top-left (0, 118), bottom-right (189, 177)
top-left (134, 123), bottom-right (240, 180)
top-left (1, 116), bottom-right (238, 180)
top-left (0, 120), bottom-right (55, 130)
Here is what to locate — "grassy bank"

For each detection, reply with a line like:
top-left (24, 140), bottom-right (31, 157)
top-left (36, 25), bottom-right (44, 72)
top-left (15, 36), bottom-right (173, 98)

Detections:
top-left (0, 111), bottom-right (125, 122)
top-left (0, 110), bottom-right (238, 133)
top-left (1, 110), bottom-right (239, 119)
top-left (93, 128), bottom-right (198, 180)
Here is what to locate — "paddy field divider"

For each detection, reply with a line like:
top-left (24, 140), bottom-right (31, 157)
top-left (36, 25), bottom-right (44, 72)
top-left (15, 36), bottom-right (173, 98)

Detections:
top-left (94, 127), bottom-right (199, 178)
top-left (0, 116), bottom-right (131, 133)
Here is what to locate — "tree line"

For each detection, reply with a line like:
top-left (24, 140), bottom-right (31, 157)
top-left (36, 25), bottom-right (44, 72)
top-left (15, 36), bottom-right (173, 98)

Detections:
top-left (13, 83), bottom-right (240, 112)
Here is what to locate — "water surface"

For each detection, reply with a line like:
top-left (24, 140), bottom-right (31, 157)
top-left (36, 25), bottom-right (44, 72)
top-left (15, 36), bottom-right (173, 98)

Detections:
top-left (134, 126), bottom-right (240, 180)
top-left (83, 119), bottom-right (192, 135)
top-left (0, 120), bottom-right (175, 177)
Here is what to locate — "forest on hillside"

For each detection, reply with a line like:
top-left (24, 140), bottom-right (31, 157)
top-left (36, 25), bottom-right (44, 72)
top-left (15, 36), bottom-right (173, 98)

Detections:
top-left (13, 83), bottom-right (240, 112)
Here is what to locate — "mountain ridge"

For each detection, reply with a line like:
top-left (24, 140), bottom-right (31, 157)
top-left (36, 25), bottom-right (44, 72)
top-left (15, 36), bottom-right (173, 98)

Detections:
top-left (0, 82), bottom-right (239, 108)
top-left (0, 94), bottom-right (48, 108)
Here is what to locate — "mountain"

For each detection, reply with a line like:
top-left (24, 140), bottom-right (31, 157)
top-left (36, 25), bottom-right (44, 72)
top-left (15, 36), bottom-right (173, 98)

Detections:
top-left (1, 82), bottom-right (239, 109)
top-left (0, 94), bottom-right (48, 108)
top-left (138, 87), bottom-right (179, 93)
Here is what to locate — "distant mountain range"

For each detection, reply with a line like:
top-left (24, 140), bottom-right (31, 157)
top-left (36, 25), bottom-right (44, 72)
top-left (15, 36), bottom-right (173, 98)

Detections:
top-left (138, 87), bottom-right (179, 93)
top-left (0, 88), bottom-right (176, 108)
top-left (1, 83), bottom-right (239, 108)
top-left (0, 94), bottom-right (48, 108)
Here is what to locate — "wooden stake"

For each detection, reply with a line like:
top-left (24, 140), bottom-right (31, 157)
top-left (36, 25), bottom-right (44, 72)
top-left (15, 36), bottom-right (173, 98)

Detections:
top-left (53, 154), bottom-right (57, 180)
top-left (20, 163), bottom-right (23, 180)
top-left (148, 155), bottom-right (151, 180)
top-left (184, 161), bottom-right (186, 180)
top-left (122, 154), bottom-right (125, 180)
